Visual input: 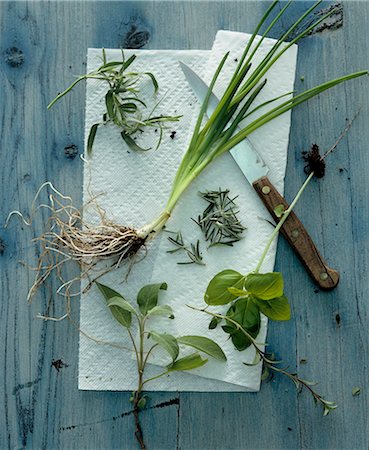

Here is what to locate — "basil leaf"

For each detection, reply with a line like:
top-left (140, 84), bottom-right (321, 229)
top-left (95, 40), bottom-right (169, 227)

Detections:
top-left (224, 298), bottom-right (261, 351)
top-left (167, 353), bottom-right (208, 372)
top-left (96, 282), bottom-right (131, 328)
top-left (227, 287), bottom-right (248, 297)
top-left (136, 282), bottom-right (167, 315)
top-left (205, 270), bottom-right (244, 305)
top-left (177, 336), bottom-right (227, 361)
top-left (245, 272), bottom-right (284, 300)
top-left (150, 331), bottom-right (179, 361)
top-left (208, 317), bottom-right (220, 330)
top-left (252, 295), bottom-right (291, 321)
top-left (147, 305), bottom-right (174, 318)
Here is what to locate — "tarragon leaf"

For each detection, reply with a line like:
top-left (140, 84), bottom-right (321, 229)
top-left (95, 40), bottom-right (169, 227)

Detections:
top-left (105, 90), bottom-right (115, 119)
top-left (87, 123), bottom-right (99, 155)
top-left (121, 132), bottom-right (152, 152)
top-left (144, 71), bottom-right (159, 93)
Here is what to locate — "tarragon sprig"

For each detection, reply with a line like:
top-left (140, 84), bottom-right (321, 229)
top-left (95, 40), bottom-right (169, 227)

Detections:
top-left (48, 49), bottom-right (181, 154)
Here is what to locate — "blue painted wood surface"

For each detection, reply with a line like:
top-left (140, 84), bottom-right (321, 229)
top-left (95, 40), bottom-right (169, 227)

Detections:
top-left (1, 1), bottom-right (368, 449)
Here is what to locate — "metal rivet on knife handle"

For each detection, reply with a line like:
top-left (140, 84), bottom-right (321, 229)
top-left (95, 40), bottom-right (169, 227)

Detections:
top-left (262, 185), bottom-right (271, 194)
top-left (291, 229), bottom-right (299, 238)
top-left (320, 272), bottom-right (329, 281)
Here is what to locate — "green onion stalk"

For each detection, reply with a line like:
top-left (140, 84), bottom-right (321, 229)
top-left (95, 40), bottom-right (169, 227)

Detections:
top-left (136, 1), bottom-right (367, 245)
top-left (47, 0), bottom-right (368, 267)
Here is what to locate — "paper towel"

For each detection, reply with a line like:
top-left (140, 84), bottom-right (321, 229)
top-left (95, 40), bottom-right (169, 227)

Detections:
top-left (79, 31), bottom-right (297, 392)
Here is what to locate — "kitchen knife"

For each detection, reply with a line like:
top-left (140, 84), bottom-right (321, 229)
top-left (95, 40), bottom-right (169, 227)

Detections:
top-left (179, 61), bottom-right (339, 290)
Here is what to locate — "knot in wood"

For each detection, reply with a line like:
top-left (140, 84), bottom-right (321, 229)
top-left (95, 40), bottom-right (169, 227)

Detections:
top-left (0, 237), bottom-right (5, 255)
top-left (124, 24), bottom-right (150, 49)
top-left (4, 47), bottom-right (24, 67)
top-left (64, 144), bottom-right (79, 159)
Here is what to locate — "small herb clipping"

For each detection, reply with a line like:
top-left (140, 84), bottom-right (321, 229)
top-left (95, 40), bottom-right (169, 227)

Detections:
top-left (193, 188), bottom-right (246, 247)
top-left (48, 49), bottom-right (181, 154)
top-left (166, 231), bottom-right (205, 265)
top-left (352, 387), bottom-right (361, 397)
top-left (96, 280), bottom-right (225, 449)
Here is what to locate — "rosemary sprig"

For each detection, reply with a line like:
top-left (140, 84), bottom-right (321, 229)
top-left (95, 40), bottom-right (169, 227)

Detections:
top-left (48, 49), bottom-right (181, 154)
top-left (193, 188), bottom-right (246, 247)
top-left (167, 231), bottom-right (205, 265)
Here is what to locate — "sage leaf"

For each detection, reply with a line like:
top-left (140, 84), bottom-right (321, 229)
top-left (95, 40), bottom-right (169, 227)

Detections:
top-left (107, 296), bottom-right (137, 316)
top-left (205, 269), bottom-right (245, 305)
top-left (167, 353), bottom-right (207, 372)
top-left (149, 331), bottom-right (179, 361)
top-left (245, 272), bottom-right (284, 300)
top-left (87, 123), bottom-right (99, 155)
top-left (147, 305), bottom-right (174, 318)
top-left (137, 282), bottom-right (167, 315)
top-left (252, 295), bottom-right (291, 321)
top-left (96, 282), bottom-right (132, 328)
top-left (177, 336), bottom-right (227, 361)
top-left (224, 297), bottom-right (261, 351)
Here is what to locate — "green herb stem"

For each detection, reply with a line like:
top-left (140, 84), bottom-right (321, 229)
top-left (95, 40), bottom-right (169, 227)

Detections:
top-left (254, 171), bottom-right (314, 273)
top-left (187, 304), bottom-right (336, 415)
top-left (142, 371), bottom-right (170, 387)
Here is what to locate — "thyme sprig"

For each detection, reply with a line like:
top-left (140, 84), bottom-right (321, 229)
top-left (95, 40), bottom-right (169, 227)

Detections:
top-left (48, 49), bottom-right (181, 154)
top-left (167, 231), bottom-right (205, 265)
top-left (193, 188), bottom-right (246, 247)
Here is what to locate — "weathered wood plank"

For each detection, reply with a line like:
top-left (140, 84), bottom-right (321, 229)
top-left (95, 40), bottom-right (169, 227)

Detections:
top-left (1, 1), bottom-right (368, 449)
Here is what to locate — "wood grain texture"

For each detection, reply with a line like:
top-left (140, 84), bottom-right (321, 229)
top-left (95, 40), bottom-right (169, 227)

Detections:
top-left (0, 1), bottom-right (368, 449)
top-left (253, 176), bottom-right (340, 289)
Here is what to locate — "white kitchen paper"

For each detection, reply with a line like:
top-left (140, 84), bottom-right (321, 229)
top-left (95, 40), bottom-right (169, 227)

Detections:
top-left (79, 31), bottom-right (297, 392)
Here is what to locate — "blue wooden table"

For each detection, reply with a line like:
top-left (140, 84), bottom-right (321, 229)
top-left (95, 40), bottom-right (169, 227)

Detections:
top-left (1, 1), bottom-right (368, 449)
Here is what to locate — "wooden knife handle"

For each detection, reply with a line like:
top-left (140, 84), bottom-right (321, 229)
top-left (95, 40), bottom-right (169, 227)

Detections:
top-left (253, 176), bottom-right (339, 290)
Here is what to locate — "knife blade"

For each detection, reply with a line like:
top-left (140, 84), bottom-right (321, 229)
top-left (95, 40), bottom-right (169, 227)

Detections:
top-left (180, 61), bottom-right (339, 290)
